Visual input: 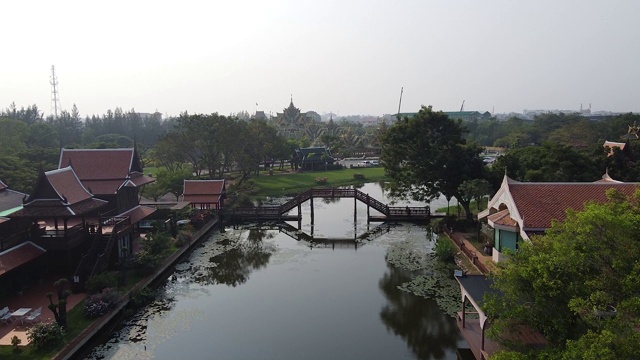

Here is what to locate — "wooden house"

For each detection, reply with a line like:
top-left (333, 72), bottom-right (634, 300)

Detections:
top-left (181, 179), bottom-right (226, 210)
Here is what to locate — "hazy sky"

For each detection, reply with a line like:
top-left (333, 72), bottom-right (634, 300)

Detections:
top-left (3, 0), bottom-right (639, 118)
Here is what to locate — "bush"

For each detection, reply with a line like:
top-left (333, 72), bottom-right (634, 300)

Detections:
top-left (85, 272), bottom-right (118, 294)
top-left (175, 231), bottom-right (193, 247)
top-left (435, 235), bottom-right (456, 262)
top-left (27, 322), bottom-right (65, 350)
top-left (353, 173), bottom-right (365, 180)
top-left (314, 177), bottom-right (328, 185)
top-left (11, 335), bottom-right (21, 353)
top-left (83, 288), bottom-right (120, 318)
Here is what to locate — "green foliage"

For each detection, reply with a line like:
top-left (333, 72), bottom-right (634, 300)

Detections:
top-left (11, 335), bottom-right (22, 353)
top-left (155, 168), bottom-right (194, 201)
top-left (434, 235), bottom-right (456, 262)
top-left (134, 230), bottom-right (174, 271)
top-left (381, 106), bottom-right (486, 221)
top-left (27, 322), bottom-right (65, 350)
top-left (85, 272), bottom-right (118, 295)
top-left (175, 231), bottom-right (193, 247)
top-left (486, 189), bottom-right (640, 357)
top-left (352, 173), bottom-right (365, 180)
top-left (490, 142), bottom-right (600, 184)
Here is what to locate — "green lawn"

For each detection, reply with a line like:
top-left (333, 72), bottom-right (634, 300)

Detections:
top-left (246, 167), bottom-right (387, 197)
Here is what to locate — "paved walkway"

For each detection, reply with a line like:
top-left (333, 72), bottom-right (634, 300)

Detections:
top-left (447, 230), bottom-right (495, 275)
top-left (0, 276), bottom-right (87, 346)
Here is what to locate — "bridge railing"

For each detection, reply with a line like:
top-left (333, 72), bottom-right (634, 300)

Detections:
top-left (229, 188), bottom-right (432, 219)
top-left (354, 190), bottom-right (389, 215)
top-left (280, 189), bottom-right (312, 214)
top-left (388, 206), bottom-right (430, 216)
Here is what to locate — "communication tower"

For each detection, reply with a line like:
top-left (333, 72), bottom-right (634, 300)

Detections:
top-left (50, 65), bottom-right (61, 118)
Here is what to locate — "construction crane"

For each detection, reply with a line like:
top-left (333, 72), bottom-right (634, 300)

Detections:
top-left (460, 100), bottom-right (465, 112)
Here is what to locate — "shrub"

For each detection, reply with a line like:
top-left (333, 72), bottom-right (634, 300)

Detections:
top-left (175, 231), bottom-right (193, 247)
top-left (27, 322), bottom-right (65, 350)
top-left (435, 235), bottom-right (456, 262)
top-left (314, 177), bottom-right (328, 185)
top-left (11, 335), bottom-right (21, 353)
top-left (85, 272), bottom-right (118, 294)
top-left (353, 173), bottom-right (365, 180)
top-left (83, 288), bottom-right (120, 318)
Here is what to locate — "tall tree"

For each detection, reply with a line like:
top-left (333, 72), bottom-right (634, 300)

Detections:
top-left (381, 106), bottom-right (485, 220)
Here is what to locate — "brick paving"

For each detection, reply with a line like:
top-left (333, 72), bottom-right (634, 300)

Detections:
top-left (0, 275), bottom-right (87, 346)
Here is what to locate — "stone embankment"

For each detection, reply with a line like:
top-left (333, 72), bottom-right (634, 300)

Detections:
top-left (53, 217), bottom-right (220, 360)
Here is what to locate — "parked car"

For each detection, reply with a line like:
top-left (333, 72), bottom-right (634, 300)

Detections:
top-left (357, 161), bottom-right (373, 167)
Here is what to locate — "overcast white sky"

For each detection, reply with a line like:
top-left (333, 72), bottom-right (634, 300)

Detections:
top-left (2, 0), bottom-right (639, 118)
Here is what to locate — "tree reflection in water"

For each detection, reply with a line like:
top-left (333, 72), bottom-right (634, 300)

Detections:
top-left (379, 262), bottom-right (462, 359)
top-left (196, 228), bottom-right (275, 287)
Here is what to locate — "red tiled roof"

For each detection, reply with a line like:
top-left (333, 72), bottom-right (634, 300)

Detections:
top-left (11, 167), bottom-right (107, 218)
top-left (182, 180), bottom-right (225, 204)
top-left (487, 209), bottom-right (518, 227)
top-left (129, 173), bottom-right (155, 187)
top-left (58, 148), bottom-right (153, 195)
top-left (118, 205), bottom-right (156, 224)
top-left (508, 180), bottom-right (638, 230)
top-left (46, 167), bottom-right (93, 204)
top-left (0, 242), bottom-right (46, 276)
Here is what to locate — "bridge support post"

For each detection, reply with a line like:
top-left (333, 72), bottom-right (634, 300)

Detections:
top-left (310, 196), bottom-right (314, 223)
top-left (366, 194), bottom-right (370, 223)
top-left (354, 196), bottom-right (357, 222)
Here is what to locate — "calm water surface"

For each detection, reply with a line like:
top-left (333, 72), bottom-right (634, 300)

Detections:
top-left (84, 184), bottom-right (467, 359)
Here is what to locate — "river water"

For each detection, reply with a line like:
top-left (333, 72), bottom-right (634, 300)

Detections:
top-left (83, 183), bottom-right (469, 360)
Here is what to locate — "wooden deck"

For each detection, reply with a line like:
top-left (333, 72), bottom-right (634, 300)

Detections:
top-left (456, 312), bottom-right (501, 360)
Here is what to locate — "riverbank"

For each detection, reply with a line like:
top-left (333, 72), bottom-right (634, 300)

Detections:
top-left (242, 167), bottom-right (387, 197)
top-left (51, 216), bottom-right (220, 360)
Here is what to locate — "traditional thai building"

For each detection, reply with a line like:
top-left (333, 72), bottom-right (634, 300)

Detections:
top-left (8, 167), bottom-right (108, 278)
top-left (478, 174), bottom-right (638, 262)
top-left (181, 179), bottom-right (227, 210)
top-left (273, 98), bottom-right (322, 140)
top-left (58, 148), bottom-right (154, 214)
top-left (292, 147), bottom-right (334, 170)
top-left (55, 148), bottom-right (156, 286)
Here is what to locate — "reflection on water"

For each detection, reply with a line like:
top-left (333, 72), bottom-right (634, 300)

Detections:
top-left (83, 183), bottom-right (466, 360)
top-left (379, 263), bottom-right (463, 359)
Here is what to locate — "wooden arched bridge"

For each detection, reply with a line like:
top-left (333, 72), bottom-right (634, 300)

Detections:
top-left (226, 188), bottom-right (445, 222)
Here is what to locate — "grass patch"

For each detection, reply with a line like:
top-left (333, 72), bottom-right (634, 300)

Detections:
top-left (246, 167), bottom-right (387, 197)
top-left (435, 198), bottom-right (488, 216)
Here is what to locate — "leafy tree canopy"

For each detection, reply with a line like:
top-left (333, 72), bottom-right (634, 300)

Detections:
top-left (486, 189), bottom-right (640, 358)
top-left (380, 105), bottom-right (485, 220)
